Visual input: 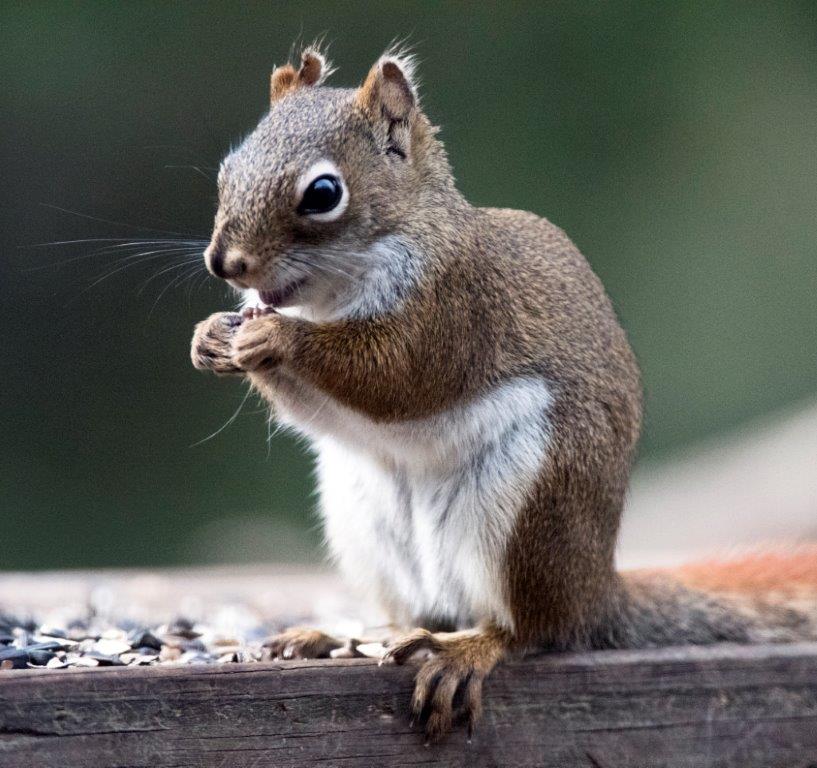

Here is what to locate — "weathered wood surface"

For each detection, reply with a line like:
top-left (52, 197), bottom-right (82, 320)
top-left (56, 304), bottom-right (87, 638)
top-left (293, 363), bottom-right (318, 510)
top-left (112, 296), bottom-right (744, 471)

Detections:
top-left (2, 642), bottom-right (817, 768)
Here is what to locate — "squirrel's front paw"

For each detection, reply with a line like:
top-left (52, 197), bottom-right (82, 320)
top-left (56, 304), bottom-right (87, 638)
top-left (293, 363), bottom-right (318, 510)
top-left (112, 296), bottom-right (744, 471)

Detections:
top-left (231, 313), bottom-right (289, 372)
top-left (191, 312), bottom-right (243, 375)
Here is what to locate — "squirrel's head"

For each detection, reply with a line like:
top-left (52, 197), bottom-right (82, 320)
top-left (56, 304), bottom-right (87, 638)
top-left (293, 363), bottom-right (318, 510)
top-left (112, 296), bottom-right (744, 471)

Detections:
top-left (206, 45), bottom-right (451, 314)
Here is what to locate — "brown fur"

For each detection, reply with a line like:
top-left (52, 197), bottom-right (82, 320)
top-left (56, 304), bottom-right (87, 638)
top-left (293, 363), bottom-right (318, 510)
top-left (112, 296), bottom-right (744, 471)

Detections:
top-left (191, 45), bottom-right (815, 740)
top-left (270, 64), bottom-right (298, 101)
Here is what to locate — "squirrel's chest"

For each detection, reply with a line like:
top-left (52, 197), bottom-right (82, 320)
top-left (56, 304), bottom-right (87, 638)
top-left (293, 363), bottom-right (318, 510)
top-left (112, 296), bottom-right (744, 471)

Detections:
top-left (271, 373), bottom-right (553, 627)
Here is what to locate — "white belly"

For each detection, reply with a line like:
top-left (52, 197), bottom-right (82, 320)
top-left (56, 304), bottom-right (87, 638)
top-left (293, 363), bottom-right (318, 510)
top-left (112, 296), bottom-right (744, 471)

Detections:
top-left (271, 374), bottom-right (553, 630)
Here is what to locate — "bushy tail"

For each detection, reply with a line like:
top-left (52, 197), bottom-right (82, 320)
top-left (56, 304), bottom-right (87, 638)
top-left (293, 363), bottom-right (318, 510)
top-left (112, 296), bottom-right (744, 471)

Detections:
top-left (609, 545), bottom-right (817, 648)
top-left (672, 545), bottom-right (817, 598)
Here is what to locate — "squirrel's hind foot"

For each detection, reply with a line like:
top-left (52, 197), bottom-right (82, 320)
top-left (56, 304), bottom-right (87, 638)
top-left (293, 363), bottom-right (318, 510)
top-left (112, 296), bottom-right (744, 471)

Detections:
top-left (263, 626), bottom-right (342, 660)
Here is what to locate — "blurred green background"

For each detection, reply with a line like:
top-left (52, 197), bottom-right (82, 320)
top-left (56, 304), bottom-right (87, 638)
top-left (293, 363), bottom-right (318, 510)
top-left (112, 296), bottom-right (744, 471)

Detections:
top-left (1, 2), bottom-right (815, 570)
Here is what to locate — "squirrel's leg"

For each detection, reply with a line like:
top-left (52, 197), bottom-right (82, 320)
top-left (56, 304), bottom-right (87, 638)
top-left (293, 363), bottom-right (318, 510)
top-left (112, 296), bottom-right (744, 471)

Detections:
top-left (383, 624), bottom-right (510, 742)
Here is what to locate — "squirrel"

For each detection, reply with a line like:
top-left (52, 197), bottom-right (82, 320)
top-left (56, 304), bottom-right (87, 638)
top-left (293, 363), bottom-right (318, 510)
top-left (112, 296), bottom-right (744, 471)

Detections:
top-left (191, 44), bottom-right (817, 740)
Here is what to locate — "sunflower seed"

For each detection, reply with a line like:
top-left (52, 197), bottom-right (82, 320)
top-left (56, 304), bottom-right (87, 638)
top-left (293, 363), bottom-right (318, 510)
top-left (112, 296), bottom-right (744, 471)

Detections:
top-left (179, 650), bottom-right (215, 664)
top-left (128, 629), bottom-right (162, 651)
top-left (355, 642), bottom-right (387, 659)
top-left (38, 625), bottom-right (68, 638)
top-left (159, 646), bottom-right (182, 662)
top-left (83, 652), bottom-right (125, 666)
top-left (26, 649), bottom-right (56, 666)
top-left (93, 638), bottom-right (132, 656)
top-left (165, 619), bottom-right (200, 640)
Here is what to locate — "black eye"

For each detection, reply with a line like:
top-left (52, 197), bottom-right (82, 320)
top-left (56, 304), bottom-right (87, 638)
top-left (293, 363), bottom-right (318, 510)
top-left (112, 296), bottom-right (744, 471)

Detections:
top-left (297, 174), bottom-right (343, 216)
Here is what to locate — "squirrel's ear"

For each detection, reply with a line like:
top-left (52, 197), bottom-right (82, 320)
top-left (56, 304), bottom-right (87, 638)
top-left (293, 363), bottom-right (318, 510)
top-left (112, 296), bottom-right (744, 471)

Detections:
top-left (356, 52), bottom-right (418, 122)
top-left (270, 64), bottom-right (298, 101)
top-left (270, 46), bottom-right (332, 104)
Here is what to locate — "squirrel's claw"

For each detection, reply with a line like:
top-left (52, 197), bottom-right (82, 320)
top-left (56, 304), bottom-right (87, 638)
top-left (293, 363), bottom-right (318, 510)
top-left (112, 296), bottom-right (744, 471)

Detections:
top-left (384, 626), bottom-right (506, 742)
top-left (382, 628), bottom-right (441, 665)
top-left (410, 648), bottom-right (485, 743)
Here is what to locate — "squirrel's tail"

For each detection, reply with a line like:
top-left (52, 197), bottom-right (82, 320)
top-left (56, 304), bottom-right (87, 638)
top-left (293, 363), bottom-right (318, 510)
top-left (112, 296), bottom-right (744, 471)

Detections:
top-left (604, 545), bottom-right (817, 648)
top-left (670, 545), bottom-right (817, 598)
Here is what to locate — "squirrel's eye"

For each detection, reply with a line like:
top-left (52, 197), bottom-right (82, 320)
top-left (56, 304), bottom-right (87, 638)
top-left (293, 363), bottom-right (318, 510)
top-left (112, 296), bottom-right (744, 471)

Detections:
top-left (297, 174), bottom-right (343, 216)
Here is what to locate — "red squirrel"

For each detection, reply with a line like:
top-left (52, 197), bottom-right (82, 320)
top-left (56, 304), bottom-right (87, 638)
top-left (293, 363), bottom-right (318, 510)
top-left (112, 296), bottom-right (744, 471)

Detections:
top-left (191, 45), bottom-right (817, 740)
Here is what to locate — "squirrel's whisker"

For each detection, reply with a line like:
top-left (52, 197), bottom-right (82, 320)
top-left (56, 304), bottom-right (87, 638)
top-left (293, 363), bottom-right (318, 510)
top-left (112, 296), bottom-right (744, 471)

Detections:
top-left (137, 256), bottom-right (206, 296)
top-left (164, 164), bottom-right (218, 182)
top-left (277, 258), bottom-right (332, 294)
top-left (147, 263), bottom-right (205, 317)
top-left (24, 237), bottom-right (208, 249)
top-left (39, 202), bottom-right (203, 238)
top-left (83, 249), bottom-right (204, 292)
top-left (285, 253), bottom-right (357, 281)
top-left (22, 240), bottom-right (208, 272)
top-left (190, 385), bottom-right (254, 448)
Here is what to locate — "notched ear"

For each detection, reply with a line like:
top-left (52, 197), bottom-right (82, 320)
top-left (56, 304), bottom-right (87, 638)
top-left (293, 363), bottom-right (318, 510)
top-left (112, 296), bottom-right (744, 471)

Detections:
top-left (270, 46), bottom-right (333, 104)
top-left (357, 52), bottom-right (418, 123)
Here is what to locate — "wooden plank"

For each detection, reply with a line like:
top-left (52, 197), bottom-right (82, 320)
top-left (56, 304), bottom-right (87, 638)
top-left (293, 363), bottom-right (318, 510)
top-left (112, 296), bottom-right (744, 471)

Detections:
top-left (2, 642), bottom-right (817, 767)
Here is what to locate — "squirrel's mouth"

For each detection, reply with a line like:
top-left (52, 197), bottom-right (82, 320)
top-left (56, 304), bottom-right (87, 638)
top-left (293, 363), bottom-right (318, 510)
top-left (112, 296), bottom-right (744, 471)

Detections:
top-left (258, 277), bottom-right (308, 308)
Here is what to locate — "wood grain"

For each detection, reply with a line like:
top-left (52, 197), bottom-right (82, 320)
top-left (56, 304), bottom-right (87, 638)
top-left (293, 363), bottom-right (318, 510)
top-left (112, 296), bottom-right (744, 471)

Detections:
top-left (2, 642), bottom-right (817, 767)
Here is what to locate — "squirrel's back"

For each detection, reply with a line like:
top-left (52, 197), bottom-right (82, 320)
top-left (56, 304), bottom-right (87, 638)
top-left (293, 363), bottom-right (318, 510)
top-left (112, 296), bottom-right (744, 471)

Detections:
top-left (450, 205), bottom-right (642, 422)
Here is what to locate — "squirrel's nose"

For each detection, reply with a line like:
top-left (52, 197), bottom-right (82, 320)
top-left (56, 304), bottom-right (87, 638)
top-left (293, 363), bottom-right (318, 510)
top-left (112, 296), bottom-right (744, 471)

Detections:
top-left (205, 244), bottom-right (246, 280)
